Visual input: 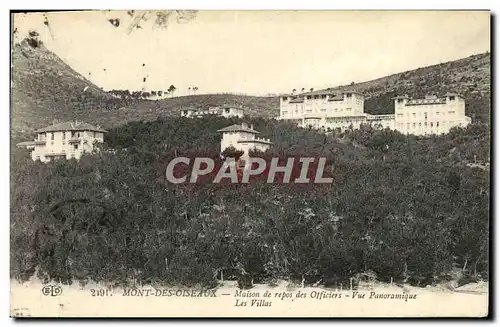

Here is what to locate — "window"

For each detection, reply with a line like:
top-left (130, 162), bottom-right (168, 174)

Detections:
top-left (397, 99), bottom-right (403, 103)
top-left (449, 111), bottom-right (455, 114)
top-left (282, 97), bottom-right (288, 101)
top-left (62, 133), bottom-right (66, 140)
top-left (334, 108), bottom-right (338, 112)
top-left (424, 122), bottom-right (427, 127)
top-left (437, 122), bottom-right (440, 127)
top-left (314, 95), bottom-right (320, 99)
top-left (281, 111), bottom-right (287, 115)
top-left (320, 108), bottom-right (326, 112)
top-left (74, 144), bottom-right (79, 150)
top-left (430, 122), bottom-right (433, 127)
top-left (424, 112), bottom-right (428, 119)
top-left (413, 123), bottom-right (416, 128)
top-left (50, 133), bottom-right (54, 140)
top-left (419, 123), bottom-right (422, 127)
top-left (306, 96), bottom-right (312, 100)
top-left (321, 95), bottom-right (327, 99)
top-left (436, 111), bottom-right (440, 115)
top-left (346, 93), bottom-right (352, 98)
top-left (36, 156), bottom-right (40, 161)
top-left (412, 113), bottom-right (416, 117)
top-left (346, 108), bottom-right (352, 111)
top-left (449, 96), bottom-right (455, 101)
top-left (71, 154), bottom-right (75, 158)
top-left (407, 123), bottom-right (410, 129)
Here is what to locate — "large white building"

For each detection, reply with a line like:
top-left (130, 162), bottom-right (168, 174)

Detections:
top-left (17, 120), bottom-right (107, 162)
top-left (393, 93), bottom-right (471, 135)
top-left (181, 105), bottom-right (244, 119)
top-left (279, 90), bottom-right (471, 135)
top-left (217, 123), bottom-right (272, 162)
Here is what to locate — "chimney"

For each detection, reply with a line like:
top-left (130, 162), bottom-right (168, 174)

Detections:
top-left (250, 124), bottom-right (254, 130)
top-left (242, 122), bottom-right (248, 129)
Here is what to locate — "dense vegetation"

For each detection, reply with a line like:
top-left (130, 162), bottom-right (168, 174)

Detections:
top-left (11, 116), bottom-right (490, 288)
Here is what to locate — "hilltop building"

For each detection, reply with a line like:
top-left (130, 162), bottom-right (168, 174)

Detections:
top-left (17, 120), bottom-right (107, 162)
top-left (393, 93), bottom-right (471, 135)
top-left (217, 123), bottom-right (272, 162)
top-left (181, 105), bottom-right (244, 119)
top-left (278, 90), bottom-right (471, 135)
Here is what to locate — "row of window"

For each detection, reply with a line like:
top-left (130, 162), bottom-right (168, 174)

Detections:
top-left (399, 121), bottom-right (460, 129)
top-left (42, 131), bottom-right (102, 141)
top-left (396, 96), bottom-right (456, 104)
top-left (282, 107), bottom-right (354, 115)
top-left (283, 93), bottom-right (357, 101)
top-left (397, 111), bottom-right (456, 119)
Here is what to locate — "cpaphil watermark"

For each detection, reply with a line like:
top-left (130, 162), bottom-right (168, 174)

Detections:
top-left (164, 156), bottom-right (333, 184)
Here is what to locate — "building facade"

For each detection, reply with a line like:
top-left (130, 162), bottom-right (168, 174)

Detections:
top-left (279, 90), bottom-right (471, 135)
top-left (17, 121), bottom-right (107, 162)
top-left (393, 93), bottom-right (471, 135)
top-left (181, 105), bottom-right (244, 119)
top-left (217, 123), bottom-right (272, 162)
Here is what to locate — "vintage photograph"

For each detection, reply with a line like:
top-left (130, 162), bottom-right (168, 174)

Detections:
top-left (10, 10), bottom-right (491, 317)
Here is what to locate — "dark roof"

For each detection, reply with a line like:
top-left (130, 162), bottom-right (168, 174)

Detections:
top-left (217, 124), bottom-right (260, 134)
top-left (36, 121), bottom-right (107, 133)
top-left (289, 97), bottom-right (304, 103)
top-left (328, 94), bottom-right (344, 101)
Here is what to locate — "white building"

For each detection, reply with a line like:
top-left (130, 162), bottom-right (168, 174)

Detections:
top-left (393, 93), bottom-right (471, 135)
top-left (279, 90), bottom-right (471, 135)
top-left (181, 105), bottom-right (244, 119)
top-left (17, 120), bottom-right (107, 162)
top-left (217, 123), bottom-right (272, 162)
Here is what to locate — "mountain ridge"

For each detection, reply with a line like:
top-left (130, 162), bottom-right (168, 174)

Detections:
top-left (11, 38), bottom-right (490, 138)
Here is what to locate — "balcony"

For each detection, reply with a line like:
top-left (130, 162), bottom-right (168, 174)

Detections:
top-left (68, 137), bottom-right (81, 144)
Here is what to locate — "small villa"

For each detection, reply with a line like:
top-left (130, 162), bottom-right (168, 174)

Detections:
top-left (217, 122), bottom-right (272, 162)
top-left (17, 120), bottom-right (107, 163)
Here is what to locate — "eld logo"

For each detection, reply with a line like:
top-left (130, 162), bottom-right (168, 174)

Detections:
top-left (41, 285), bottom-right (63, 297)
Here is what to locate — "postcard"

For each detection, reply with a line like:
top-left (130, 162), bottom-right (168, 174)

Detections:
top-left (10, 10), bottom-right (490, 318)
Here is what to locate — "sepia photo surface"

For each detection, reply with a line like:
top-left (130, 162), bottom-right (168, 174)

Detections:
top-left (10, 10), bottom-right (491, 318)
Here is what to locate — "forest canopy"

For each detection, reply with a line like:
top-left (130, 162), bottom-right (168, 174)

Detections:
top-left (10, 116), bottom-right (490, 288)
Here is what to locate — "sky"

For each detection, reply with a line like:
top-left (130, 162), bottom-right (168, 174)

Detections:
top-left (13, 10), bottom-right (491, 96)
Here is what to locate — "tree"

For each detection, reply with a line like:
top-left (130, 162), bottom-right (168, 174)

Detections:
top-left (168, 85), bottom-right (177, 97)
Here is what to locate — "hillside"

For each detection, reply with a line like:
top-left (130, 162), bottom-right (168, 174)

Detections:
top-left (11, 39), bottom-right (278, 137)
top-left (11, 37), bottom-right (490, 138)
top-left (11, 116), bottom-right (490, 287)
top-left (315, 53), bottom-right (491, 123)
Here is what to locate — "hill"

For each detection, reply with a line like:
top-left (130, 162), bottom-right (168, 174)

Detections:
top-left (11, 116), bottom-right (490, 286)
top-left (313, 53), bottom-right (491, 123)
top-left (11, 38), bottom-right (278, 137)
top-left (11, 36), bottom-right (490, 138)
